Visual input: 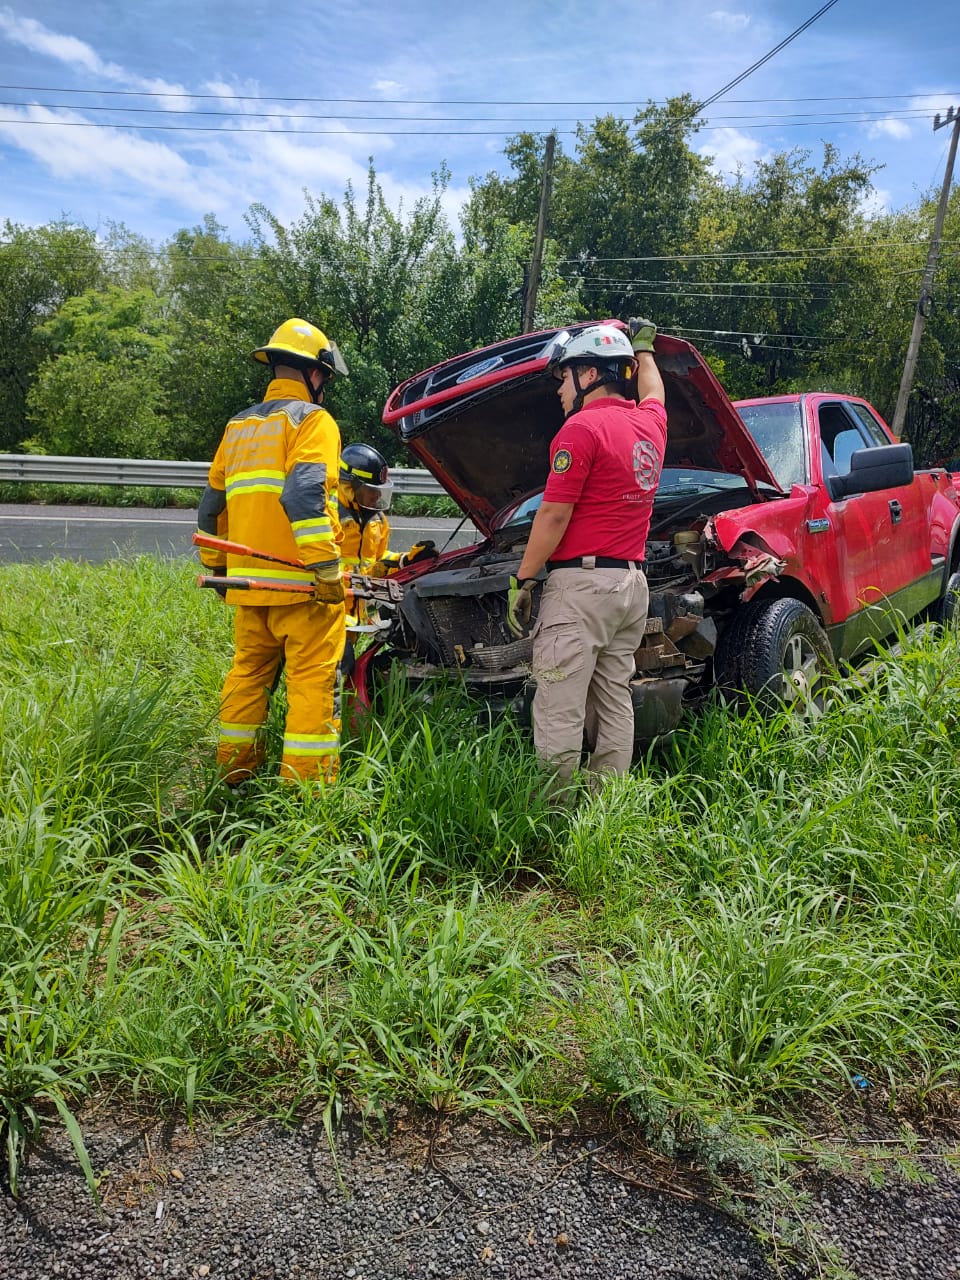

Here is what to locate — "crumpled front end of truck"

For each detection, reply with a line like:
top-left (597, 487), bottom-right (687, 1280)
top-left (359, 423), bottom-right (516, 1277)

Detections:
top-left (351, 510), bottom-right (787, 744)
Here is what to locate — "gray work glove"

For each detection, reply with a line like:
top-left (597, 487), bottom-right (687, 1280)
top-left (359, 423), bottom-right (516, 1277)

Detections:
top-left (628, 317), bottom-right (657, 354)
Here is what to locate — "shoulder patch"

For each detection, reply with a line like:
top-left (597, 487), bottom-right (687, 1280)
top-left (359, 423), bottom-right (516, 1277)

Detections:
top-left (552, 448), bottom-right (573, 474)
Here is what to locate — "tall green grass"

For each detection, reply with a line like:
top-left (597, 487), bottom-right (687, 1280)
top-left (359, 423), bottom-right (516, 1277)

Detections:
top-left (2, 556), bottom-right (959, 1271)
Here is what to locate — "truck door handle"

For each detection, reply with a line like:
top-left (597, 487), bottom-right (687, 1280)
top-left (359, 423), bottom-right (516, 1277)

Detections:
top-left (889, 499), bottom-right (902, 525)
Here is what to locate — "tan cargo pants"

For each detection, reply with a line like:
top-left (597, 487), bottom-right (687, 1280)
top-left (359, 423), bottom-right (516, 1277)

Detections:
top-left (531, 565), bottom-right (649, 782)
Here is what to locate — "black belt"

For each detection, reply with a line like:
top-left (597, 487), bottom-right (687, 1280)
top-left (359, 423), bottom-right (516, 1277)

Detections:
top-left (546, 556), bottom-right (642, 571)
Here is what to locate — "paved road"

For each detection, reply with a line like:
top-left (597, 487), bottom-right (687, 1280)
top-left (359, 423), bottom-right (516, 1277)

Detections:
top-left (0, 504), bottom-right (479, 566)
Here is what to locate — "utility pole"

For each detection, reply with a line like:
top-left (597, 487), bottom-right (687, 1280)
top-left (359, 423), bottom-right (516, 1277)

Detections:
top-left (891, 106), bottom-right (960, 441)
top-left (521, 132), bottom-right (557, 334)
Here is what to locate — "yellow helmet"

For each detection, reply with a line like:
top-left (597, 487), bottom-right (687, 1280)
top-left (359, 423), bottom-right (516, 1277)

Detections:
top-left (252, 318), bottom-right (349, 377)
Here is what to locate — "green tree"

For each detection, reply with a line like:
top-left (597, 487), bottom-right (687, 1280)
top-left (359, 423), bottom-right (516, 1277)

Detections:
top-left (552, 97), bottom-right (716, 316)
top-left (465, 132), bottom-right (575, 251)
top-left (163, 215), bottom-right (269, 460)
top-left (99, 221), bottom-right (162, 292)
top-left (0, 220), bottom-right (104, 450)
top-left (248, 164), bottom-right (466, 459)
top-left (691, 145), bottom-right (879, 397)
top-left (25, 285), bottom-right (175, 458)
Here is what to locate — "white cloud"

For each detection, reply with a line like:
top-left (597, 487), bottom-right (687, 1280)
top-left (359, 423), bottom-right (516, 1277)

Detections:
top-left (0, 105), bottom-right (202, 198)
top-left (708, 10), bottom-right (750, 32)
top-left (859, 186), bottom-right (893, 218)
top-left (868, 117), bottom-right (912, 141)
top-left (0, 7), bottom-right (109, 75)
top-left (0, 7), bottom-right (189, 100)
top-left (372, 80), bottom-right (404, 95)
top-left (699, 127), bottom-right (769, 178)
top-left (909, 92), bottom-right (957, 114)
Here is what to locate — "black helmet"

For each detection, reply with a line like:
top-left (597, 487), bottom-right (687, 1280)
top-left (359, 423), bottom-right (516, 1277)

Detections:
top-left (340, 443), bottom-right (393, 511)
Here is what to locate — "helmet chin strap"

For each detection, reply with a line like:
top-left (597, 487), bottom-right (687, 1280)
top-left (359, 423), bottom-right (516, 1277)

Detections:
top-left (568, 364), bottom-right (619, 415)
top-left (570, 367), bottom-right (588, 415)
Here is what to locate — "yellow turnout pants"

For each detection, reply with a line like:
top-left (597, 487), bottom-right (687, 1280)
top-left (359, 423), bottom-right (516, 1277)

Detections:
top-left (217, 599), bottom-right (346, 784)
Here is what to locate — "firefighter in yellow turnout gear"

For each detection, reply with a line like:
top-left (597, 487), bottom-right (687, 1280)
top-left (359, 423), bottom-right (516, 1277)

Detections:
top-left (197, 318), bottom-right (348, 785)
top-left (338, 443), bottom-right (438, 630)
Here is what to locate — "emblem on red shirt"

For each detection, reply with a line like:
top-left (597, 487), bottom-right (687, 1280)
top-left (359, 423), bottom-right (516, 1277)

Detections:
top-left (552, 448), bottom-right (572, 474)
top-left (633, 439), bottom-right (661, 490)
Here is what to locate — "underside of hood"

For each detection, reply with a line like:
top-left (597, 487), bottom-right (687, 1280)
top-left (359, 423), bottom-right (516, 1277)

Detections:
top-left (382, 322), bottom-right (781, 536)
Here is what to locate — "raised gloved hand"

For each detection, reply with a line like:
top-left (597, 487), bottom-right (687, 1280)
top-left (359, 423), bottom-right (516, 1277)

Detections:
top-left (399, 539), bottom-right (438, 568)
top-left (507, 575), bottom-right (537, 638)
top-left (309, 560), bottom-right (346, 606)
top-left (628, 317), bottom-right (657, 354)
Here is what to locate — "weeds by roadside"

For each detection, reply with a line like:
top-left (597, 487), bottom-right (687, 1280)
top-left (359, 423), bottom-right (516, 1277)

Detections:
top-left (1, 556), bottom-right (958, 1275)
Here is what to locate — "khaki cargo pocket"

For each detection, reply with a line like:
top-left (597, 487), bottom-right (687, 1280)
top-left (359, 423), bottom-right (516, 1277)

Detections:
top-left (533, 621), bottom-right (584, 685)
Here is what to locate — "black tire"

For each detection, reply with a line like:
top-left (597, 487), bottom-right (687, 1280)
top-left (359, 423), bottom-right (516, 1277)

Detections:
top-left (713, 598), bottom-right (766, 697)
top-left (720, 598), bottom-right (833, 714)
top-left (932, 569), bottom-right (960, 630)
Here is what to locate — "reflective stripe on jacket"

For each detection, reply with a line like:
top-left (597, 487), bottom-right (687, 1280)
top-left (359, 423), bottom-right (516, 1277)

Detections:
top-left (339, 505), bottom-right (400, 620)
top-left (197, 378), bottom-right (342, 607)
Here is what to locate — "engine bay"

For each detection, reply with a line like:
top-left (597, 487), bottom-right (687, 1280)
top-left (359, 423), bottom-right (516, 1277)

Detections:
top-left (379, 526), bottom-right (723, 700)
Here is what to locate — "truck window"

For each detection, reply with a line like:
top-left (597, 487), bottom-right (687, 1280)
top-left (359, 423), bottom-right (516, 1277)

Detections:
top-left (735, 401), bottom-right (806, 489)
top-left (818, 403), bottom-right (874, 479)
top-left (846, 402), bottom-right (892, 447)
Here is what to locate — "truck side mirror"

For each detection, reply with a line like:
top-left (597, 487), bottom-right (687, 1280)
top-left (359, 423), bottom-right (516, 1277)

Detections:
top-left (827, 442), bottom-right (914, 500)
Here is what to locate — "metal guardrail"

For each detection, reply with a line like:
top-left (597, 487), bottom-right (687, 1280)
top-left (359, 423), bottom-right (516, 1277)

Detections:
top-left (0, 454), bottom-right (444, 495)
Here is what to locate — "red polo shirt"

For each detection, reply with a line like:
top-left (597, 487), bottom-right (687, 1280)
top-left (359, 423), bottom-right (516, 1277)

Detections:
top-left (543, 396), bottom-right (667, 561)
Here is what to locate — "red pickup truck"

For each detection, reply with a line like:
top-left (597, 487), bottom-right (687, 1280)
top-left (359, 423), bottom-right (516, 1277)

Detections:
top-left (352, 321), bottom-right (960, 741)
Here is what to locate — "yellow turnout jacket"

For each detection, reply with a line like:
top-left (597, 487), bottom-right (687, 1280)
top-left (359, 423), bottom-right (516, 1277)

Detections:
top-left (198, 378), bottom-right (342, 607)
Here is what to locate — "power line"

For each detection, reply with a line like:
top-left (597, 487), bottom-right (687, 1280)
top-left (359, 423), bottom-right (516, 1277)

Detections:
top-left (5, 83), bottom-right (951, 107)
top-left (0, 100), bottom-right (950, 127)
top-left (695, 0), bottom-right (842, 112)
top-left (674, 334), bottom-right (827, 354)
top-left (4, 239), bottom-right (953, 267)
top-left (559, 242), bottom-right (959, 263)
top-left (673, 325), bottom-right (843, 342)
top-left (565, 276), bottom-right (852, 289)
top-left (568, 283), bottom-right (843, 297)
top-left (0, 117), bottom-right (574, 136)
top-left (3, 112), bottom-right (953, 138)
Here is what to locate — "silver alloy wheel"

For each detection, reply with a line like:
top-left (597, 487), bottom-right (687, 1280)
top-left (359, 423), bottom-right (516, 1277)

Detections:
top-left (779, 631), bottom-right (824, 711)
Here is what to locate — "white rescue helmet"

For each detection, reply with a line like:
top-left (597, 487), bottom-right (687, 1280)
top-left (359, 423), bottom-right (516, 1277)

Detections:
top-left (549, 324), bottom-right (636, 415)
top-left (551, 324), bottom-right (636, 379)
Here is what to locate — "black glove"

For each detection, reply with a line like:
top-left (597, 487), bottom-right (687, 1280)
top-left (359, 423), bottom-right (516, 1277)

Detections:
top-left (210, 564), bottom-right (228, 599)
top-left (400, 540), bottom-right (438, 567)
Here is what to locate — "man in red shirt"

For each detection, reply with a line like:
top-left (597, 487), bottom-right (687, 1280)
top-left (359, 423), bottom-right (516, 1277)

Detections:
top-left (508, 320), bottom-right (666, 786)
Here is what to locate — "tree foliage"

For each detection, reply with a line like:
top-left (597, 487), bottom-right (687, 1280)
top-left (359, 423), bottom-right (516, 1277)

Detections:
top-left (0, 220), bottom-right (104, 451)
top-left (3, 130), bottom-right (959, 467)
top-left (25, 286), bottom-right (175, 458)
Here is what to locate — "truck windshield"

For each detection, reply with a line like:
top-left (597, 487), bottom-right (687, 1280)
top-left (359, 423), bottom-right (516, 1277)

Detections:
top-left (735, 401), bottom-right (806, 490)
top-left (495, 467), bottom-right (754, 532)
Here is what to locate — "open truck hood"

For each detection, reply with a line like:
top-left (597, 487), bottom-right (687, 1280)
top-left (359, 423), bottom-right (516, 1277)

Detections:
top-left (382, 321), bottom-right (781, 537)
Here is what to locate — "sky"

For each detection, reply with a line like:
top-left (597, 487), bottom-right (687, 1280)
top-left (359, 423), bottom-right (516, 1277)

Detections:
top-left (0, 0), bottom-right (957, 247)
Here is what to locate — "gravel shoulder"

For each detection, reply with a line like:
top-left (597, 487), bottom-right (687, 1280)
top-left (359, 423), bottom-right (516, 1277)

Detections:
top-left (4, 1106), bottom-right (960, 1280)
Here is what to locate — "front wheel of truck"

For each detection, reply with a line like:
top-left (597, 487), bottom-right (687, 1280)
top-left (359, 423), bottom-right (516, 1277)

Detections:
top-left (719, 598), bottom-right (834, 716)
top-left (932, 569), bottom-right (960, 630)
